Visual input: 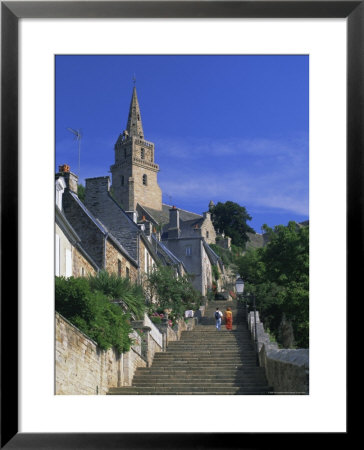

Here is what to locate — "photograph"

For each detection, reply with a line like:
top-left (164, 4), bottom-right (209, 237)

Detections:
top-left (55, 55), bottom-right (309, 396)
top-left (1, 0), bottom-right (353, 445)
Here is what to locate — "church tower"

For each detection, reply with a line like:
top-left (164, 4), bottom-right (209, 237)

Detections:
top-left (110, 86), bottom-right (162, 212)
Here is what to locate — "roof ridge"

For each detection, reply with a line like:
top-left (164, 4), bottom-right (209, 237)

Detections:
top-left (162, 203), bottom-right (202, 218)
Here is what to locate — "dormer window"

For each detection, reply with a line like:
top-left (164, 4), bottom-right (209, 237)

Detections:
top-left (143, 174), bottom-right (147, 185)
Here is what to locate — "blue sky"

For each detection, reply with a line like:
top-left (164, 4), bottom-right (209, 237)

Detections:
top-left (56, 55), bottom-right (309, 233)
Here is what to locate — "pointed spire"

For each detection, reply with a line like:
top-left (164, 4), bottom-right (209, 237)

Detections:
top-left (126, 86), bottom-right (144, 138)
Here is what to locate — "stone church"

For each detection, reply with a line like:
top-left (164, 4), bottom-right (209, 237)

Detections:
top-left (110, 86), bottom-right (162, 212)
top-left (109, 86), bottom-right (224, 295)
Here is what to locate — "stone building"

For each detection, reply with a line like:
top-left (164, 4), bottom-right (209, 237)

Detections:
top-left (56, 86), bottom-right (224, 296)
top-left (110, 87), bottom-right (162, 212)
top-left (56, 170), bottom-right (139, 282)
top-left (55, 175), bottom-right (99, 278)
top-left (83, 175), bottom-right (160, 284)
top-left (159, 206), bottom-right (223, 296)
top-left (106, 86), bottom-right (223, 295)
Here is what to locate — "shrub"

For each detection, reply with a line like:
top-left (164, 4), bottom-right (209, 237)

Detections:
top-left (87, 270), bottom-right (146, 319)
top-left (146, 266), bottom-right (201, 320)
top-left (55, 276), bottom-right (133, 353)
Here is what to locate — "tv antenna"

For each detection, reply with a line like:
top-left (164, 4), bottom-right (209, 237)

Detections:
top-left (67, 127), bottom-right (82, 179)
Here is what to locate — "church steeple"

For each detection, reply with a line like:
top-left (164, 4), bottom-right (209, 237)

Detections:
top-left (110, 85), bottom-right (162, 212)
top-left (126, 87), bottom-right (144, 139)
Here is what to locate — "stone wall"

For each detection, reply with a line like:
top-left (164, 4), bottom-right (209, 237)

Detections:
top-left (111, 136), bottom-right (162, 212)
top-left (84, 176), bottom-right (139, 261)
top-left (200, 212), bottom-right (216, 245)
top-left (260, 346), bottom-right (309, 394)
top-left (55, 309), bottom-right (198, 394)
top-left (247, 311), bottom-right (309, 394)
top-left (73, 246), bottom-right (97, 278)
top-left (62, 190), bottom-right (105, 269)
top-left (55, 313), bottom-right (146, 395)
top-left (105, 240), bottom-right (138, 282)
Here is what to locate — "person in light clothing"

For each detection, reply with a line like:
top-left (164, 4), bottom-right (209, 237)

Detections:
top-left (215, 307), bottom-right (223, 331)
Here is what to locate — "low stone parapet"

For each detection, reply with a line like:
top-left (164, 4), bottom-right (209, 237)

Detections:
top-left (260, 345), bottom-right (309, 394)
top-left (247, 310), bottom-right (309, 394)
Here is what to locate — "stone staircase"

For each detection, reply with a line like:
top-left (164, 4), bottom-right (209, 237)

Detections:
top-left (108, 300), bottom-right (273, 395)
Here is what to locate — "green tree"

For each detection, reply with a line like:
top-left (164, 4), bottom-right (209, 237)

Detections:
top-left (236, 221), bottom-right (309, 348)
top-left (77, 184), bottom-right (85, 202)
top-left (210, 201), bottom-right (255, 248)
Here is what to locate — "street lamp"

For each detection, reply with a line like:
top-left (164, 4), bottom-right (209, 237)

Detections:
top-left (235, 276), bottom-right (245, 296)
top-left (235, 276), bottom-right (260, 366)
top-left (250, 293), bottom-right (259, 366)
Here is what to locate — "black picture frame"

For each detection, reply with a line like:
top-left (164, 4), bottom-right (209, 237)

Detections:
top-left (1, 1), bottom-right (356, 448)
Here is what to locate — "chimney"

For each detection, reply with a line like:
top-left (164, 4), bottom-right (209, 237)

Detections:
top-left (125, 211), bottom-right (138, 223)
top-left (168, 206), bottom-right (180, 239)
top-left (85, 176), bottom-right (110, 209)
top-left (56, 165), bottom-right (78, 194)
top-left (142, 220), bottom-right (152, 237)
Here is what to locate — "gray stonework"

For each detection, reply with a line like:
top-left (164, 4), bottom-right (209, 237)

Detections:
top-left (110, 87), bottom-right (162, 211)
top-left (62, 189), bottom-right (106, 269)
top-left (56, 308), bottom-right (198, 394)
top-left (164, 237), bottom-right (213, 296)
top-left (247, 310), bottom-right (309, 394)
top-left (85, 176), bottom-right (139, 261)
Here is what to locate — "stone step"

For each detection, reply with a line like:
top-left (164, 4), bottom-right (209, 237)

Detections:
top-left (133, 377), bottom-right (268, 384)
top-left (134, 368), bottom-right (266, 376)
top-left (108, 392), bottom-right (271, 395)
top-left (136, 367), bottom-right (262, 374)
top-left (143, 365), bottom-right (259, 371)
top-left (107, 300), bottom-right (271, 395)
top-left (154, 348), bottom-right (254, 358)
top-left (135, 373), bottom-right (261, 378)
top-left (151, 360), bottom-right (256, 365)
top-left (132, 382), bottom-right (270, 389)
top-left (108, 386), bottom-right (272, 394)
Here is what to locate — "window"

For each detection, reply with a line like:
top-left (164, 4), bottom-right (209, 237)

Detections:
top-left (126, 267), bottom-right (130, 279)
top-left (66, 248), bottom-right (72, 278)
top-left (55, 234), bottom-right (60, 276)
top-left (118, 260), bottom-right (122, 277)
top-left (206, 231), bottom-right (209, 239)
top-left (143, 174), bottom-right (147, 185)
top-left (185, 246), bottom-right (192, 256)
top-left (141, 148), bottom-right (145, 159)
top-left (121, 175), bottom-right (124, 186)
top-left (124, 149), bottom-right (127, 159)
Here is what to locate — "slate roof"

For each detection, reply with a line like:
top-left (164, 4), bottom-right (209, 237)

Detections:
top-left (68, 191), bottom-right (138, 266)
top-left (55, 205), bottom-right (101, 272)
top-left (203, 240), bottom-right (224, 270)
top-left (151, 235), bottom-right (187, 273)
top-left (139, 203), bottom-right (202, 226)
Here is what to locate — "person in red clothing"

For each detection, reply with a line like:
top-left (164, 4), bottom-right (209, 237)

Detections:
top-left (224, 307), bottom-right (233, 330)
